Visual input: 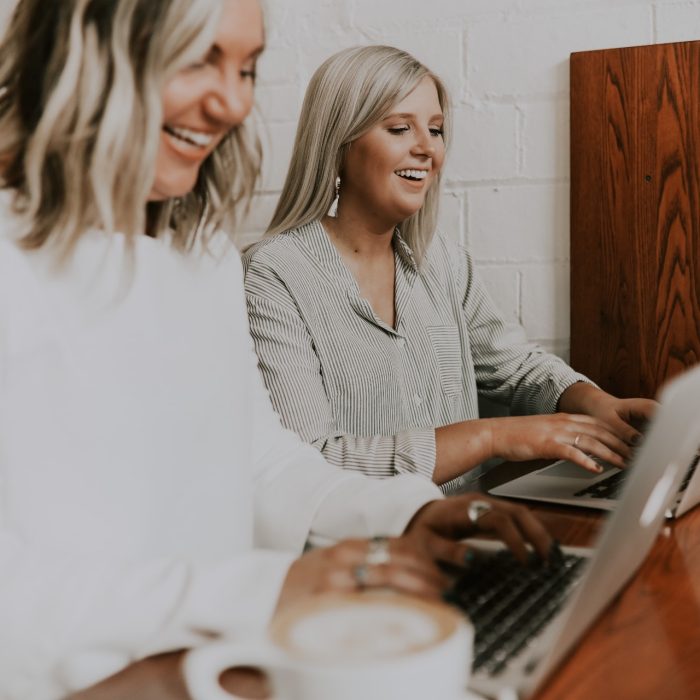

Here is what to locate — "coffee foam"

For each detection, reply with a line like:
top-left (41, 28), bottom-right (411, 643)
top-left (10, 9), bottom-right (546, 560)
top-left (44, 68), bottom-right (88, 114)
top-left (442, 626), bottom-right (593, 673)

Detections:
top-left (271, 593), bottom-right (459, 663)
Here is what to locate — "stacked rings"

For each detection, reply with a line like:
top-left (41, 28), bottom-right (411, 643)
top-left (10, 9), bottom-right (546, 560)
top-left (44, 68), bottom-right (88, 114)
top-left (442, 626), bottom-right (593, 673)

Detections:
top-left (352, 537), bottom-right (391, 590)
top-left (352, 564), bottom-right (369, 589)
top-left (365, 536), bottom-right (391, 566)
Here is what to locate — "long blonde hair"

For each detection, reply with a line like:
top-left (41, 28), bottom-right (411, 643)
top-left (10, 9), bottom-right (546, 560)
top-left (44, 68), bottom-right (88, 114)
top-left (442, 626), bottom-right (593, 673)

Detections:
top-left (0, 0), bottom-right (261, 260)
top-left (267, 45), bottom-right (450, 263)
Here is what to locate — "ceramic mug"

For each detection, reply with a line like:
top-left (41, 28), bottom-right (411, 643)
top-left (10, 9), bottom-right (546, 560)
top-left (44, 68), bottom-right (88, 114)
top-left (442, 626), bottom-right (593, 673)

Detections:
top-left (183, 591), bottom-right (473, 700)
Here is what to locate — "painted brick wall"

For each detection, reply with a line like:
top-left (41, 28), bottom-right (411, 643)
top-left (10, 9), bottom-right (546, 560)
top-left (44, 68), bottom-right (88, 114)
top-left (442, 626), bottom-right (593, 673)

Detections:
top-left (245, 0), bottom-right (700, 360)
top-left (1, 1), bottom-right (698, 360)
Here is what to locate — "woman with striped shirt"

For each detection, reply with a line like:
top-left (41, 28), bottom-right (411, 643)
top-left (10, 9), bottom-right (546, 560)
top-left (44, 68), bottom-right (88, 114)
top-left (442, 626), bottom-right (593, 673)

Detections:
top-left (243, 45), bottom-right (655, 488)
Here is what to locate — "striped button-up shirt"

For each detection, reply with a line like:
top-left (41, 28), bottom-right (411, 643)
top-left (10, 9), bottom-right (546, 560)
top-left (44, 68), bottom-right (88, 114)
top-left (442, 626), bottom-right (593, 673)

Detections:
top-left (243, 220), bottom-right (588, 486)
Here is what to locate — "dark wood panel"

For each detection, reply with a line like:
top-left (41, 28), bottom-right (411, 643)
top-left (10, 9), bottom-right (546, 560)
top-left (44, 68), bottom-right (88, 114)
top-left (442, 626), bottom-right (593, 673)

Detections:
top-left (570, 41), bottom-right (700, 398)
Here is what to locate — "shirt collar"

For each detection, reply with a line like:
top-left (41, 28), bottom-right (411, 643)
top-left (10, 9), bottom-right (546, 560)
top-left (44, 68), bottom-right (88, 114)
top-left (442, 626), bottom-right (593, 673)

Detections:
top-left (392, 228), bottom-right (419, 271)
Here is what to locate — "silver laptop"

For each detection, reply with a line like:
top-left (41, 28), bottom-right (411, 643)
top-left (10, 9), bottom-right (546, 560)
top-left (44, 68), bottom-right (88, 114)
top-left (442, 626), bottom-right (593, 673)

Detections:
top-left (451, 364), bottom-right (700, 699)
top-left (489, 415), bottom-right (700, 518)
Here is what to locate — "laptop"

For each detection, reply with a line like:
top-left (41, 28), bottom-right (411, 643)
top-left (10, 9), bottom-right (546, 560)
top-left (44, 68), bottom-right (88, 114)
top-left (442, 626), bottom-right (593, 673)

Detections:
top-left (448, 364), bottom-right (700, 699)
top-left (489, 407), bottom-right (700, 518)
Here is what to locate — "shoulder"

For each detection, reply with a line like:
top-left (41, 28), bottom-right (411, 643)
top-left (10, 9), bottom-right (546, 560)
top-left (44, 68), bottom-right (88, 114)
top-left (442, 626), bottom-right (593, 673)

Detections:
top-left (242, 223), bottom-right (318, 280)
top-left (422, 229), bottom-right (472, 282)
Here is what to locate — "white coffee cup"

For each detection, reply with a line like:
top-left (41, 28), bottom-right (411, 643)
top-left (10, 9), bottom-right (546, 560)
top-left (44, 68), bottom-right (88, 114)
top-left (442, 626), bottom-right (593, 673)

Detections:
top-left (183, 591), bottom-right (473, 700)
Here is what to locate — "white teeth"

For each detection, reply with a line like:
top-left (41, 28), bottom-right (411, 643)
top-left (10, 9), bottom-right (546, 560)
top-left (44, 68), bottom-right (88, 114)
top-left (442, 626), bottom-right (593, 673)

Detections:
top-left (395, 169), bottom-right (428, 180)
top-left (165, 125), bottom-right (214, 148)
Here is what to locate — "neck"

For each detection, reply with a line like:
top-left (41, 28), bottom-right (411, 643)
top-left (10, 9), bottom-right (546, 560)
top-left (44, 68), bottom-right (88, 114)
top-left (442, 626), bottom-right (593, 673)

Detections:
top-left (322, 211), bottom-right (396, 259)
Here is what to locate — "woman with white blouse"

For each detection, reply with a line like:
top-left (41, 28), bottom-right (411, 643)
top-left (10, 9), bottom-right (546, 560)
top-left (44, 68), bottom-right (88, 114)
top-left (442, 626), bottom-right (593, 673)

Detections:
top-left (0, 4), bottom-right (554, 698)
top-left (243, 45), bottom-right (656, 489)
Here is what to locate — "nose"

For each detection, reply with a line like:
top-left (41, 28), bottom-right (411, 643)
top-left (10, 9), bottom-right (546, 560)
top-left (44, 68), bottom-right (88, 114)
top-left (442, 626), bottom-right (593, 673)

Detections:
top-left (412, 129), bottom-right (436, 157)
top-left (204, 73), bottom-right (253, 127)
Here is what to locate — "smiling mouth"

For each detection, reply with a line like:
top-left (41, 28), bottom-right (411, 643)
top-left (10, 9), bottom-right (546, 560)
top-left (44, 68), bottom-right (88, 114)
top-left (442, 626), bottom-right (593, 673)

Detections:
top-left (163, 124), bottom-right (215, 149)
top-left (395, 169), bottom-right (428, 181)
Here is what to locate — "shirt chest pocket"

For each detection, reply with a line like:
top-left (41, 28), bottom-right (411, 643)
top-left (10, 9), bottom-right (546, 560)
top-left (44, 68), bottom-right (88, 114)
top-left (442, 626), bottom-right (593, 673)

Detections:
top-left (427, 325), bottom-right (463, 397)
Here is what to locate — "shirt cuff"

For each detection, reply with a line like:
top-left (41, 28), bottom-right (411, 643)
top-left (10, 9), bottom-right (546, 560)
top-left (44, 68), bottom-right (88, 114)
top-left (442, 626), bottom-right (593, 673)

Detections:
top-left (543, 373), bottom-right (598, 414)
top-left (309, 473), bottom-right (443, 547)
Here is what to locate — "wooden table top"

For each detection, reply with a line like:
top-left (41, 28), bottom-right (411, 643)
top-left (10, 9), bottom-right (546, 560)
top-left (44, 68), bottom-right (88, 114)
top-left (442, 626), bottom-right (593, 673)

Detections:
top-left (70, 461), bottom-right (700, 700)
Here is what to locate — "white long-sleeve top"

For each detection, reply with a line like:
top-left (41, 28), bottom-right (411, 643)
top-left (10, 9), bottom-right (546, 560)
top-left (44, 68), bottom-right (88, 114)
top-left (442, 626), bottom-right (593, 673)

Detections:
top-left (0, 198), bottom-right (442, 699)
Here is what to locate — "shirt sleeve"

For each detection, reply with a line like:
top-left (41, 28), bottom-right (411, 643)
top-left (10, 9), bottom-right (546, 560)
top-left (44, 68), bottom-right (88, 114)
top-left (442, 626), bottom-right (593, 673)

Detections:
top-left (238, 259), bottom-right (442, 550)
top-left (456, 244), bottom-right (594, 415)
top-left (244, 256), bottom-right (437, 481)
top-left (0, 531), bottom-right (294, 699)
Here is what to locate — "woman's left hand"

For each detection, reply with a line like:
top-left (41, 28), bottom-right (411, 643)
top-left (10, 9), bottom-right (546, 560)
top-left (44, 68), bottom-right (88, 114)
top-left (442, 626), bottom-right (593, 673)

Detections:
top-left (403, 494), bottom-right (553, 566)
top-left (557, 382), bottom-right (657, 447)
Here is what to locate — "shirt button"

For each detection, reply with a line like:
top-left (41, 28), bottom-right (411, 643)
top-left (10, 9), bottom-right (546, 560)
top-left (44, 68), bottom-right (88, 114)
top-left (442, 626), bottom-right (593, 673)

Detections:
top-left (397, 337), bottom-right (406, 349)
top-left (413, 393), bottom-right (423, 406)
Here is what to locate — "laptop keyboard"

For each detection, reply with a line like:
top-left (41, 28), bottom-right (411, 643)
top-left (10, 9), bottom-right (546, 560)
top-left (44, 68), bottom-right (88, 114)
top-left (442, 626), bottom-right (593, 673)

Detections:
top-left (574, 469), bottom-right (627, 500)
top-left (574, 450), bottom-right (700, 501)
top-left (447, 549), bottom-right (586, 677)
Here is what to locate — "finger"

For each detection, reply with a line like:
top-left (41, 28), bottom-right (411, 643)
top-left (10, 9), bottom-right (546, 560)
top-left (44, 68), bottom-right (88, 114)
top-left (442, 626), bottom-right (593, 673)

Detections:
top-left (577, 423), bottom-right (632, 459)
top-left (504, 503), bottom-right (553, 561)
top-left (619, 398), bottom-right (658, 423)
top-left (362, 563), bottom-right (444, 599)
top-left (558, 444), bottom-right (607, 473)
top-left (475, 510), bottom-right (529, 564)
top-left (602, 412), bottom-right (644, 447)
top-left (415, 531), bottom-right (474, 569)
top-left (386, 541), bottom-right (449, 588)
top-left (571, 434), bottom-right (626, 468)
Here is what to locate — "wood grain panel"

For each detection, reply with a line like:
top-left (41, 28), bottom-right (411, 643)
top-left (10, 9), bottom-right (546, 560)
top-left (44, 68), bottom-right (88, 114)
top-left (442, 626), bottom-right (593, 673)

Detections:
top-left (570, 42), bottom-right (700, 398)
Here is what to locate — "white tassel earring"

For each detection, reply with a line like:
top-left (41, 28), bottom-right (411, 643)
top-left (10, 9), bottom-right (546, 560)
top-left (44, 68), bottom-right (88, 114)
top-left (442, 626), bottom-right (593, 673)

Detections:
top-left (327, 176), bottom-right (340, 218)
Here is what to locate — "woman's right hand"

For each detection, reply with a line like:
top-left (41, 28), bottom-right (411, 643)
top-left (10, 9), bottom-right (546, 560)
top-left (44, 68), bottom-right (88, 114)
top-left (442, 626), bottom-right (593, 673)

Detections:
top-left (275, 538), bottom-right (448, 616)
top-left (485, 413), bottom-right (631, 474)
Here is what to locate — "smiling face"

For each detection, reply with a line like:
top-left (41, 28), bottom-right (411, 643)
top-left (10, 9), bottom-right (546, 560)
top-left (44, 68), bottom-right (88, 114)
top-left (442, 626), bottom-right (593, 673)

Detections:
top-left (339, 76), bottom-right (445, 231)
top-left (149, 0), bottom-right (264, 201)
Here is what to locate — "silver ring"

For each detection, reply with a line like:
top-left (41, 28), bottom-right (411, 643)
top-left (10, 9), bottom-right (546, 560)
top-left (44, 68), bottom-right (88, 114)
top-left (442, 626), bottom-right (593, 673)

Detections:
top-left (573, 434), bottom-right (581, 448)
top-left (467, 499), bottom-right (492, 526)
top-left (366, 536), bottom-right (391, 566)
top-left (352, 564), bottom-right (369, 590)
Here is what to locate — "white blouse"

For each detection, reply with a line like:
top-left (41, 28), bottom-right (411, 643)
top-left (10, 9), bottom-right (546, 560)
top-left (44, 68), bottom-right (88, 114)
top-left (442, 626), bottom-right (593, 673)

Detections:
top-left (0, 198), bottom-right (441, 699)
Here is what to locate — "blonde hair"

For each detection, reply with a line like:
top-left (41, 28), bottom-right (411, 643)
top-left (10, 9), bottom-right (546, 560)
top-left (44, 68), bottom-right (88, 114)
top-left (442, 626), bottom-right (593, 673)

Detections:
top-left (0, 0), bottom-right (261, 260)
top-left (267, 45), bottom-right (450, 263)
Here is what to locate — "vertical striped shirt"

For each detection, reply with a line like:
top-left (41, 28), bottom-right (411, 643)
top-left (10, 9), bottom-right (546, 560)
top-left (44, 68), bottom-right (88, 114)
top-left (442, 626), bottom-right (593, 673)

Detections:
top-left (243, 221), bottom-right (589, 487)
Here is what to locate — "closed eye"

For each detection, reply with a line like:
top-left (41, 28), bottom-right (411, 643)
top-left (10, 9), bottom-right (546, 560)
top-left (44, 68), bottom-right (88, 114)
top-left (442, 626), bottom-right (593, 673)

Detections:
top-left (388, 126), bottom-right (410, 135)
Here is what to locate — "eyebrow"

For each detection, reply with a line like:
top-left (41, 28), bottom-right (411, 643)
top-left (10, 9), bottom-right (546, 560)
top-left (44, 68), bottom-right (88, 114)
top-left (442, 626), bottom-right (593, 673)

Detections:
top-left (208, 43), bottom-right (266, 61)
top-left (383, 112), bottom-right (444, 121)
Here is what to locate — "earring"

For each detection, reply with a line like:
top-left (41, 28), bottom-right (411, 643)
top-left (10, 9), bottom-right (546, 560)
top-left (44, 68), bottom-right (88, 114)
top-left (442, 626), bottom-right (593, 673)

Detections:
top-left (327, 176), bottom-right (340, 218)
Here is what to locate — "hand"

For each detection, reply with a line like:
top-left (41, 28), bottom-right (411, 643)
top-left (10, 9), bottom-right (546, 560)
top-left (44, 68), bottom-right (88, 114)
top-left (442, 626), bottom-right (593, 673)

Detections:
top-left (557, 382), bottom-right (657, 446)
top-left (485, 412), bottom-right (632, 474)
top-left (402, 494), bottom-right (552, 566)
top-left (275, 538), bottom-right (448, 616)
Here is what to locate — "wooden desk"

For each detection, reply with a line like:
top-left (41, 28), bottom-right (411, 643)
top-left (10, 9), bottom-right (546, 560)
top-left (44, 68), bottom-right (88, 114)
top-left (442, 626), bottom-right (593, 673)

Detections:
top-left (70, 463), bottom-right (700, 700)
top-left (476, 461), bottom-right (700, 700)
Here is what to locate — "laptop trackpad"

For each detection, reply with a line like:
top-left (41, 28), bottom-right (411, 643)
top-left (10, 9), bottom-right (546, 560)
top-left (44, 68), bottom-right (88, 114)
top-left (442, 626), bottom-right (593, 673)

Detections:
top-left (537, 460), bottom-right (613, 479)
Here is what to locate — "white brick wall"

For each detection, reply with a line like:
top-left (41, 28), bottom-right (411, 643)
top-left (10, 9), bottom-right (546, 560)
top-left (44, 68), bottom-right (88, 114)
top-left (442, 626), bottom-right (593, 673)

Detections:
top-left (248, 0), bottom-right (700, 358)
top-left (2, 1), bottom-right (698, 357)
